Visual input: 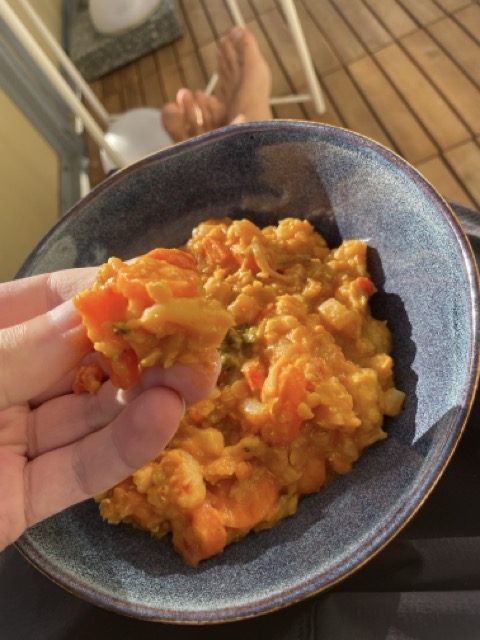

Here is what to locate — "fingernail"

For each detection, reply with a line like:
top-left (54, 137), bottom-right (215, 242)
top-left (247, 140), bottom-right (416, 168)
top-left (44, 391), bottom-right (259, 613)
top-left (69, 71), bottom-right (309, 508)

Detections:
top-left (163, 386), bottom-right (186, 418)
top-left (176, 88), bottom-right (188, 111)
top-left (178, 392), bottom-right (186, 418)
top-left (230, 26), bottom-right (244, 41)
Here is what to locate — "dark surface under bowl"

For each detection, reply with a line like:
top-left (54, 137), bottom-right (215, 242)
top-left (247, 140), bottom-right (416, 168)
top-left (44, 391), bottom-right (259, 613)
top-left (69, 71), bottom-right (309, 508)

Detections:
top-left (15, 121), bottom-right (479, 623)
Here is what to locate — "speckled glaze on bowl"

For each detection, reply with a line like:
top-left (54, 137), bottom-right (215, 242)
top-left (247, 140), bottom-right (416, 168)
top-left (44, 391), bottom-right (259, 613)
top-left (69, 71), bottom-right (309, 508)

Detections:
top-left (16, 121), bottom-right (479, 623)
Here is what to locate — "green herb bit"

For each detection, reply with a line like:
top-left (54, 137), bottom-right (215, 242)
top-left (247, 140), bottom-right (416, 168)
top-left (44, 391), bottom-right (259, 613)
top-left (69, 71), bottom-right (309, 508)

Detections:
top-left (112, 322), bottom-right (130, 335)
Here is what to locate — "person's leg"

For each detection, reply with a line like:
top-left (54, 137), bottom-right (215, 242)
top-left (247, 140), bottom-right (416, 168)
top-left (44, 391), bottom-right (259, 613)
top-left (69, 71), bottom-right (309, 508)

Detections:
top-left (216, 26), bottom-right (272, 124)
top-left (162, 26), bottom-right (272, 142)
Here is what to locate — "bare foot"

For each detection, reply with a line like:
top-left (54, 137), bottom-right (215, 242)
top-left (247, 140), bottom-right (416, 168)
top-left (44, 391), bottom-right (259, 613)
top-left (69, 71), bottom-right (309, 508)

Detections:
top-left (216, 26), bottom-right (272, 123)
top-left (161, 26), bottom-right (272, 142)
top-left (162, 88), bottom-right (227, 143)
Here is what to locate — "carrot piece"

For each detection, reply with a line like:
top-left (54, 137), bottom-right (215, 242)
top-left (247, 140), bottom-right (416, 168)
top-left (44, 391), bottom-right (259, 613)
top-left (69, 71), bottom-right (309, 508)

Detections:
top-left (215, 473), bottom-right (279, 530)
top-left (262, 365), bottom-right (306, 445)
top-left (173, 504), bottom-right (227, 565)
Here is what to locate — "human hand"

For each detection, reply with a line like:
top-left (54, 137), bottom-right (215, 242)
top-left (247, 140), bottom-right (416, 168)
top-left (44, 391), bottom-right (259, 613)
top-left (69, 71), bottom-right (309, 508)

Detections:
top-left (0, 269), bottom-right (220, 551)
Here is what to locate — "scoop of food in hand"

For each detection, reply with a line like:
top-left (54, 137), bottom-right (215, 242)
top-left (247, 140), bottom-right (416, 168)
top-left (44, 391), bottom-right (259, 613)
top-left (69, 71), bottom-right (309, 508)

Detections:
top-left (73, 247), bottom-right (234, 391)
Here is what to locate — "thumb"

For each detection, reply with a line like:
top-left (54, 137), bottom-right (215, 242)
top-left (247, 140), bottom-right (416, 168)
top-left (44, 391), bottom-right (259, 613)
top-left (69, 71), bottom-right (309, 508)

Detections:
top-left (0, 300), bottom-right (91, 409)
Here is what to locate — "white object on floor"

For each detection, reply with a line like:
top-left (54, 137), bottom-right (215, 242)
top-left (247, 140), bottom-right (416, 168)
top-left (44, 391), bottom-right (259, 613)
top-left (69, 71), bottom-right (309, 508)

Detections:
top-left (88, 0), bottom-right (163, 35)
top-left (101, 108), bottom-right (173, 174)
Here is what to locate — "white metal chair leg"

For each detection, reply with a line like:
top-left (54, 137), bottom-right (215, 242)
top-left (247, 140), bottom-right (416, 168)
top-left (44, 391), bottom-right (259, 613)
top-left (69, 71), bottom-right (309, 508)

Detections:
top-left (205, 71), bottom-right (219, 96)
top-left (225, 0), bottom-right (246, 27)
top-left (279, 0), bottom-right (326, 114)
top-left (15, 0), bottom-right (110, 126)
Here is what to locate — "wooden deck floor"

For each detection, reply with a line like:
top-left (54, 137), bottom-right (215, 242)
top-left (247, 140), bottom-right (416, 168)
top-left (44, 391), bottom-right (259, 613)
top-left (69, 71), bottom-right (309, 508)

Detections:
top-left (87, 0), bottom-right (480, 211)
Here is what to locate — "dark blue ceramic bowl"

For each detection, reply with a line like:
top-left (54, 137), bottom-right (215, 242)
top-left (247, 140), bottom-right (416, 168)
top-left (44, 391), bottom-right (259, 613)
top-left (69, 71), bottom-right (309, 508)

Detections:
top-left (16, 121), bottom-right (479, 623)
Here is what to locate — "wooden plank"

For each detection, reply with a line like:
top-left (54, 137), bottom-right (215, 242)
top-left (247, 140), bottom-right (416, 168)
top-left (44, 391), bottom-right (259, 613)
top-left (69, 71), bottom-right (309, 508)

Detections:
top-left (454, 4), bottom-right (480, 42)
top-left (100, 71), bottom-right (125, 114)
top-left (99, 92), bottom-right (123, 116)
top-left (85, 132), bottom-right (105, 188)
top-left (303, 93), bottom-right (344, 128)
top-left (332, 0), bottom-right (393, 52)
top-left (362, 0), bottom-right (417, 38)
top-left (322, 68), bottom-right (395, 150)
top-left (348, 55), bottom-right (437, 163)
top-left (154, 42), bottom-right (177, 67)
top-left (203, 0), bottom-right (234, 36)
top-left (119, 63), bottom-right (145, 110)
top-left (295, 1), bottom-right (342, 74)
top-left (84, 79), bottom-right (106, 130)
top-left (401, 30), bottom-right (480, 134)
top-left (155, 47), bottom-right (184, 102)
top-left (374, 43), bottom-right (470, 149)
top-left (433, 0), bottom-right (472, 12)
top-left (175, 1), bottom-right (198, 56)
top-left (198, 41), bottom-right (219, 79)
top-left (271, 103), bottom-right (308, 120)
top-left (428, 16), bottom-right (480, 88)
top-left (101, 70), bottom-right (122, 100)
top-left (444, 140), bottom-right (480, 207)
top-left (250, 0), bottom-right (277, 14)
top-left (248, 16), bottom-right (305, 119)
top-left (235, 0), bottom-right (255, 22)
top-left (158, 68), bottom-right (184, 104)
top-left (137, 54), bottom-right (166, 107)
top-left (416, 155), bottom-right (475, 208)
top-left (301, 0), bottom-right (366, 64)
top-left (85, 81), bottom-right (106, 186)
top-left (396, 0), bottom-right (445, 25)
top-left (181, 0), bottom-right (215, 46)
top-left (178, 51), bottom-right (208, 91)
top-left (88, 79), bottom-right (104, 104)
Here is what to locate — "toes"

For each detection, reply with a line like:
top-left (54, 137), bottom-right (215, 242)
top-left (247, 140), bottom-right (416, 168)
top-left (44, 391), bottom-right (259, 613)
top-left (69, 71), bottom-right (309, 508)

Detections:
top-left (194, 91), bottom-right (212, 131)
top-left (209, 95), bottom-right (229, 129)
top-left (178, 88), bottom-right (204, 136)
top-left (194, 90), bottom-right (228, 132)
top-left (218, 32), bottom-right (238, 79)
top-left (161, 102), bottom-right (188, 143)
